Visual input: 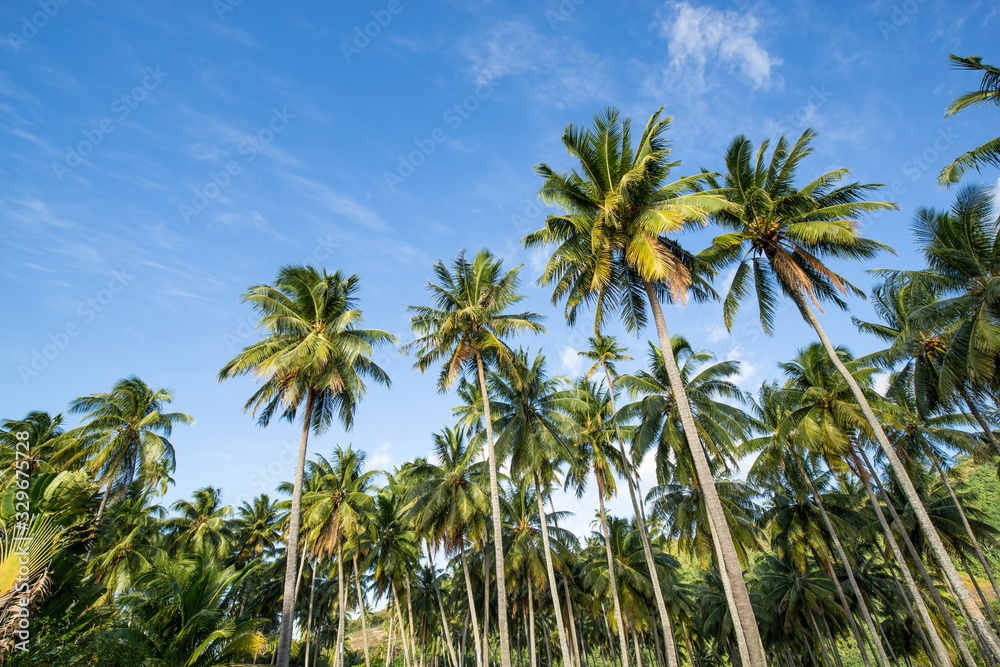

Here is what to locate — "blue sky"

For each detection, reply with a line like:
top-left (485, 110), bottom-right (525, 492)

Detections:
top-left (2, 0), bottom-right (997, 538)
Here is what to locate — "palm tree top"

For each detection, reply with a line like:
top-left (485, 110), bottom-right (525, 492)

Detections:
top-left (939, 54), bottom-right (1000, 185)
top-left (580, 334), bottom-right (633, 381)
top-left (403, 248), bottom-right (546, 391)
top-left (700, 129), bottom-right (897, 335)
top-left (218, 264), bottom-right (395, 431)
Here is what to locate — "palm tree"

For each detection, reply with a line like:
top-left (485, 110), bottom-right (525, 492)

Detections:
top-left (166, 486), bottom-right (236, 559)
top-left (702, 128), bottom-right (1000, 657)
top-left (0, 411), bottom-right (67, 479)
top-left (295, 447), bottom-right (378, 667)
top-left (580, 335), bottom-right (680, 667)
top-left (61, 376), bottom-right (192, 530)
top-left (408, 426), bottom-right (489, 667)
top-left (487, 350), bottom-right (579, 667)
top-left (404, 248), bottom-right (546, 667)
top-left (234, 494), bottom-right (286, 566)
top-left (218, 265), bottom-right (394, 667)
top-left (939, 54), bottom-right (1000, 185)
top-left (565, 377), bottom-right (635, 667)
top-left (522, 107), bottom-right (765, 667)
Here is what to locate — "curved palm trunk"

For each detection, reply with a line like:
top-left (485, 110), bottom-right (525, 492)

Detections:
top-left (596, 476), bottom-right (631, 667)
top-left (461, 541), bottom-right (485, 667)
top-left (642, 281), bottom-right (764, 667)
top-left (792, 455), bottom-right (886, 667)
top-left (476, 352), bottom-right (514, 667)
top-left (794, 294), bottom-right (1000, 660)
top-left (428, 543), bottom-right (461, 667)
top-left (533, 474), bottom-right (573, 666)
top-left (603, 364), bottom-right (679, 667)
top-left (354, 556), bottom-right (372, 667)
top-left (931, 455), bottom-right (1000, 604)
top-left (959, 388), bottom-right (1000, 457)
top-left (850, 451), bottom-right (955, 667)
top-left (276, 388), bottom-right (316, 667)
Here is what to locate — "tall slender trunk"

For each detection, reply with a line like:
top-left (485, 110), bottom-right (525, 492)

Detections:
top-left (807, 608), bottom-right (832, 667)
top-left (393, 581), bottom-right (413, 667)
top-left (931, 455), bottom-right (1000, 604)
top-left (528, 578), bottom-right (538, 667)
top-left (794, 294), bottom-right (1000, 659)
top-left (960, 553), bottom-right (1000, 638)
top-left (792, 455), bottom-right (885, 667)
top-left (484, 540), bottom-right (492, 667)
top-left (596, 476), bottom-right (631, 667)
top-left (850, 450), bottom-right (954, 667)
top-left (476, 352), bottom-right (513, 667)
top-left (629, 624), bottom-right (643, 667)
top-left (562, 574), bottom-right (581, 667)
top-left (387, 602), bottom-right (397, 667)
top-left (354, 555), bottom-right (372, 667)
top-left (642, 281), bottom-right (764, 667)
top-left (602, 363), bottom-right (679, 667)
top-left (461, 541), bottom-right (485, 667)
top-left (533, 474), bottom-right (573, 666)
top-left (407, 572), bottom-right (419, 666)
top-left (428, 543), bottom-right (461, 667)
top-left (86, 478), bottom-right (114, 561)
top-left (306, 557), bottom-right (319, 667)
top-left (336, 544), bottom-right (348, 667)
top-left (276, 388), bottom-right (316, 667)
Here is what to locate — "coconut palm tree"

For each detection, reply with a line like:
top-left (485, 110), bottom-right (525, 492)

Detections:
top-left (218, 265), bottom-right (394, 667)
top-left (702, 128), bottom-right (1000, 657)
top-left (61, 376), bottom-right (192, 529)
top-left (523, 106), bottom-right (765, 667)
top-left (938, 54), bottom-right (1000, 186)
top-left (234, 494), bottom-right (286, 567)
top-left (166, 486), bottom-right (237, 559)
top-left (408, 426), bottom-right (490, 667)
top-left (486, 349), bottom-right (580, 667)
top-left (0, 412), bottom-right (67, 480)
top-left (580, 335), bottom-right (681, 667)
top-left (404, 248), bottom-right (546, 667)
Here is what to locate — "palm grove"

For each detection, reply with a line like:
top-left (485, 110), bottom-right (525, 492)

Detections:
top-left (3, 54), bottom-right (1000, 667)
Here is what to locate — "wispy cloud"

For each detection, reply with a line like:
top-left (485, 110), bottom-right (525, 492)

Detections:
top-left (286, 176), bottom-right (389, 231)
top-left (648, 2), bottom-right (783, 95)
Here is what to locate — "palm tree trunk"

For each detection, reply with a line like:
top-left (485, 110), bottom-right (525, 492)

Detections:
top-left (643, 280), bottom-right (764, 667)
top-left (388, 602), bottom-right (397, 667)
top-left (354, 555), bottom-right (373, 667)
top-left (552, 496), bottom-right (582, 667)
top-left (960, 553), bottom-right (1000, 638)
top-left (461, 541), bottom-right (485, 667)
top-left (533, 474), bottom-right (573, 666)
top-left (792, 455), bottom-right (886, 667)
top-left (407, 572), bottom-right (420, 665)
top-left (336, 544), bottom-right (348, 667)
top-left (393, 582), bottom-right (413, 667)
top-left (888, 569), bottom-right (941, 667)
top-left (859, 447), bottom-right (978, 667)
top-left (276, 387), bottom-right (316, 667)
top-left (596, 476), bottom-right (631, 667)
top-left (849, 450), bottom-right (955, 667)
top-left (794, 294), bottom-right (1000, 660)
top-left (528, 578), bottom-right (538, 667)
top-left (484, 543), bottom-right (492, 667)
top-left (428, 542), bottom-right (461, 667)
top-left (306, 557), bottom-right (319, 667)
top-left (476, 352), bottom-right (514, 667)
top-left (808, 608), bottom-right (832, 667)
top-left (602, 363), bottom-right (679, 667)
top-left (629, 624), bottom-right (643, 667)
top-left (931, 455), bottom-right (1000, 604)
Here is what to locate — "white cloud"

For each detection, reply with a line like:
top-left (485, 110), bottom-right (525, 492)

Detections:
top-left (652, 2), bottom-right (782, 93)
top-left (286, 176), bottom-right (389, 231)
top-left (561, 345), bottom-right (583, 376)
top-left (727, 343), bottom-right (760, 391)
top-left (707, 324), bottom-right (730, 343)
